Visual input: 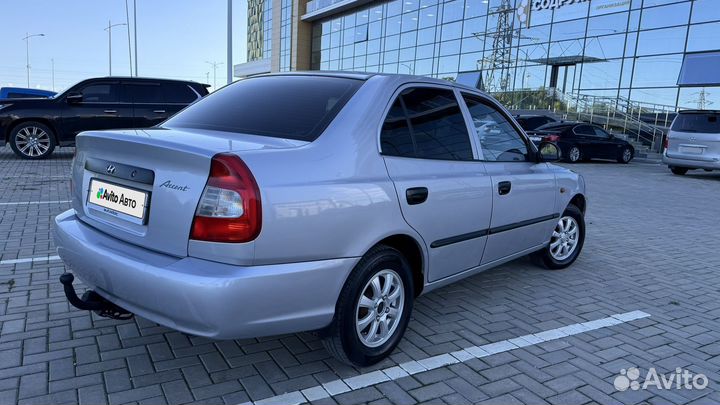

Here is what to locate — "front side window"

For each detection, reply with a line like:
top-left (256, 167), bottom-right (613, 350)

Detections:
top-left (462, 95), bottom-right (528, 162)
top-left (380, 87), bottom-right (473, 161)
top-left (80, 84), bottom-right (118, 103)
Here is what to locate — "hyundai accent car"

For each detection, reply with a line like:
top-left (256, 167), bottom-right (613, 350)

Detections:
top-left (0, 77), bottom-right (209, 159)
top-left (54, 72), bottom-right (587, 366)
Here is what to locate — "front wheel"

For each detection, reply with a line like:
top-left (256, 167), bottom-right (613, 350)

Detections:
top-left (9, 121), bottom-right (56, 159)
top-left (321, 245), bottom-right (414, 367)
top-left (618, 147), bottom-right (633, 164)
top-left (531, 204), bottom-right (585, 270)
top-left (567, 146), bottom-right (582, 163)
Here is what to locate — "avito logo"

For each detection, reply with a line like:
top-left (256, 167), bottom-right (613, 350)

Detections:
top-left (96, 187), bottom-right (138, 209)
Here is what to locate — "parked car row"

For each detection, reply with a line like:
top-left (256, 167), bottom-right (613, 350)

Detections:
top-left (0, 77), bottom-right (209, 158)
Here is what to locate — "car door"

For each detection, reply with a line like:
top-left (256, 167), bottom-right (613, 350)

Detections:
top-left (592, 126), bottom-right (623, 158)
top-left (381, 85), bottom-right (493, 283)
top-left (459, 93), bottom-right (558, 264)
top-left (61, 81), bottom-right (134, 137)
top-left (573, 125), bottom-right (603, 159)
top-left (128, 81), bottom-right (165, 128)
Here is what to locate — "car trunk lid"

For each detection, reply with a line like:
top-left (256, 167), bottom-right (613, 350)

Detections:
top-left (72, 128), bottom-right (306, 257)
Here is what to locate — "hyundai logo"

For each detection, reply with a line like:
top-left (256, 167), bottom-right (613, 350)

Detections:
top-left (106, 165), bottom-right (116, 174)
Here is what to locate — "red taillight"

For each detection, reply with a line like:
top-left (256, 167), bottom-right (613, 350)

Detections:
top-left (663, 134), bottom-right (669, 151)
top-left (543, 134), bottom-right (560, 142)
top-left (190, 153), bottom-right (262, 243)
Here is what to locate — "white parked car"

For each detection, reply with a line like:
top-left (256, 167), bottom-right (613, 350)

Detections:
top-left (664, 110), bottom-right (720, 175)
top-left (54, 73), bottom-right (587, 366)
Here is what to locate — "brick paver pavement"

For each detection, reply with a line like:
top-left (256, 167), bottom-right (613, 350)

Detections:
top-left (1, 147), bottom-right (719, 404)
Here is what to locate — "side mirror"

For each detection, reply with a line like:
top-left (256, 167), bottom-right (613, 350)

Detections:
top-left (538, 141), bottom-right (561, 162)
top-left (66, 92), bottom-right (83, 104)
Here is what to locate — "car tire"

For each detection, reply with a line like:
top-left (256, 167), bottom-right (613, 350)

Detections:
top-left (321, 244), bottom-right (414, 367)
top-left (9, 121), bottom-right (56, 159)
top-left (670, 166), bottom-right (688, 176)
top-left (567, 146), bottom-right (582, 163)
top-left (618, 147), bottom-right (633, 164)
top-left (531, 204), bottom-right (585, 270)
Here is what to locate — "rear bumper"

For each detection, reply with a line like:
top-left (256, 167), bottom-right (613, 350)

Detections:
top-left (663, 152), bottom-right (720, 170)
top-left (53, 210), bottom-right (358, 339)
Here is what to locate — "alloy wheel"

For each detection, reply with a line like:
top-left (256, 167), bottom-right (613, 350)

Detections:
top-left (549, 216), bottom-right (580, 261)
top-left (623, 148), bottom-right (632, 162)
top-left (355, 269), bottom-right (404, 348)
top-left (569, 147), bottom-right (581, 162)
top-left (15, 126), bottom-right (51, 158)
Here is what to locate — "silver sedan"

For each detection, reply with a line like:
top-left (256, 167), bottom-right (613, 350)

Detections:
top-left (54, 72), bottom-right (587, 366)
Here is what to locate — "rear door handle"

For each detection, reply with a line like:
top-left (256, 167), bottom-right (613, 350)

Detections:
top-left (104, 110), bottom-right (117, 114)
top-left (153, 110), bottom-right (166, 114)
top-left (406, 187), bottom-right (428, 205)
top-left (498, 181), bottom-right (512, 195)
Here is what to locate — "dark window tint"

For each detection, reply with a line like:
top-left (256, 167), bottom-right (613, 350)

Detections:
top-left (161, 83), bottom-right (198, 103)
top-left (164, 76), bottom-right (362, 141)
top-left (7, 92), bottom-right (42, 99)
top-left (80, 84), bottom-right (118, 102)
top-left (463, 95), bottom-right (528, 162)
top-left (536, 122), bottom-right (573, 132)
top-left (380, 98), bottom-right (415, 157)
top-left (591, 127), bottom-right (610, 138)
top-left (672, 112), bottom-right (720, 133)
top-left (381, 87), bottom-right (473, 160)
top-left (574, 125), bottom-right (596, 135)
top-left (130, 84), bottom-right (163, 103)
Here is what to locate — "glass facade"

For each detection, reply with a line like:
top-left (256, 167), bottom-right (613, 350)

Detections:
top-left (247, 0), bottom-right (273, 61)
top-left (280, 0), bottom-right (294, 71)
top-left (310, 0), bottom-right (720, 109)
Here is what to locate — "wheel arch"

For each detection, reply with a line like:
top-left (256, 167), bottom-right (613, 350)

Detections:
top-left (372, 234), bottom-right (425, 297)
top-left (6, 118), bottom-right (61, 144)
top-left (568, 193), bottom-right (586, 214)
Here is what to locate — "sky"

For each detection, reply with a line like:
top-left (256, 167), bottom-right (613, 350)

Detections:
top-left (0, 0), bottom-right (248, 93)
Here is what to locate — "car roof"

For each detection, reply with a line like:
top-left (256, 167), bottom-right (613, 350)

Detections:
top-left (257, 71), bottom-right (492, 96)
top-left (677, 109), bottom-right (720, 114)
top-left (91, 76), bottom-right (210, 86)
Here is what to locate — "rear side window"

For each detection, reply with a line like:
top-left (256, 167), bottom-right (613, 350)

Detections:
top-left (161, 83), bottom-right (199, 103)
top-left (130, 84), bottom-right (163, 103)
top-left (672, 112), bottom-right (720, 134)
top-left (80, 84), bottom-right (118, 102)
top-left (380, 87), bottom-right (473, 161)
top-left (164, 76), bottom-right (362, 141)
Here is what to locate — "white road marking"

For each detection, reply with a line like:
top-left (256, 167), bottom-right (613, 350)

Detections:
top-left (0, 255), bottom-right (61, 265)
top-left (239, 310), bottom-right (651, 405)
top-left (0, 200), bottom-right (71, 206)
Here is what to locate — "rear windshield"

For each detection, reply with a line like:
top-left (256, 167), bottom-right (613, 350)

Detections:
top-left (163, 75), bottom-right (363, 141)
top-left (672, 112), bottom-right (720, 134)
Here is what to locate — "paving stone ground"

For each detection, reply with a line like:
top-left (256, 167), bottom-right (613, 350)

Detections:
top-left (1, 146), bottom-right (719, 405)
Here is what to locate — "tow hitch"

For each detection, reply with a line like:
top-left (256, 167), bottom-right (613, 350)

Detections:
top-left (59, 273), bottom-right (133, 320)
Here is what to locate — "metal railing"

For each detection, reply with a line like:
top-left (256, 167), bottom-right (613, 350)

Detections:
top-left (495, 88), bottom-right (676, 151)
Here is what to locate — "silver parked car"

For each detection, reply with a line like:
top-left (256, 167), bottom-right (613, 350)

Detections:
top-left (663, 110), bottom-right (720, 175)
top-left (54, 73), bottom-right (587, 366)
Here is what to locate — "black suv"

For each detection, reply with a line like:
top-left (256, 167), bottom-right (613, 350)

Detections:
top-left (0, 77), bottom-right (209, 159)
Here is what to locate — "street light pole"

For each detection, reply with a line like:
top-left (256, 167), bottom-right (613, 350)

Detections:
top-left (205, 61), bottom-right (223, 90)
top-left (22, 32), bottom-right (45, 88)
top-left (105, 20), bottom-right (128, 76)
top-left (227, 0), bottom-right (233, 85)
top-left (125, 0), bottom-right (133, 76)
top-left (134, 0), bottom-right (138, 76)
top-left (51, 58), bottom-right (55, 91)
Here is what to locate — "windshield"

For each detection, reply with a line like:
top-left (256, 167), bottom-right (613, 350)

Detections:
top-left (163, 75), bottom-right (363, 142)
top-left (672, 112), bottom-right (720, 134)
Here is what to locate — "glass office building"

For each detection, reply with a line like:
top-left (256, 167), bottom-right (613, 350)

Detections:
top-left (237, 0), bottom-right (720, 110)
top-left (304, 0), bottom-right (720, 110)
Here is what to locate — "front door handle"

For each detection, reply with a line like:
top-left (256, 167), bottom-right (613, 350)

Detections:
top-left (153, 110), bottom-right (166, 114)
top-left (498, 181), bottom-right (512, 195)
top-left (104, 110), bottom-right (117, 114)
top-left (406, 187), bottom-right (428, 205)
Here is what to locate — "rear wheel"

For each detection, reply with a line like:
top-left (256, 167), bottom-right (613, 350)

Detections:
top-left (321, 245), bottom-right (414, 366)
top-left (567, 146), bottom-right (582, 163)
top-left (618, 147), bottom-right (633, 164)
top-left (670, 166), bottom-right (688, 176)
top-left (9, 121), bottom-right (56, 159)
top-left (531, 204), bottom-right (585, 270)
